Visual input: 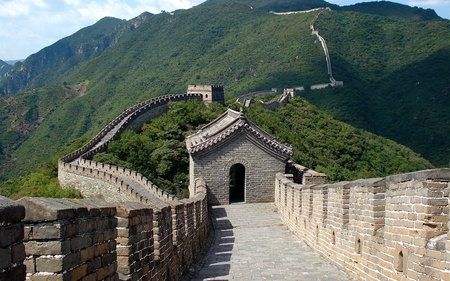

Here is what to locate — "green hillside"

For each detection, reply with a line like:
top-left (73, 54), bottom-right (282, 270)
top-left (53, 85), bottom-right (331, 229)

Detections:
top-left (0, 14), bottom-right (152, 95)
top-left (0, 0), bottom-right (448, 181)
top-left (301, 10), bottom-right (450, 165)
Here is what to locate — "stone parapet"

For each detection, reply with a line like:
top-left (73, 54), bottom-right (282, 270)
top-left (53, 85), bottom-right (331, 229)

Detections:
top-left (275, 168), bottom-right (450, 281)
top-left (17, 197), bottom-right (117, 281)
top-left (0, 196), bottom-right (26, 281)
top-left (0, 190), bottom-right (209, 281)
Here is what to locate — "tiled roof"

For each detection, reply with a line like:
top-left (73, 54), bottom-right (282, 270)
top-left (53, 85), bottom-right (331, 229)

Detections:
top-left (186, 109), bottom-right (293, 159)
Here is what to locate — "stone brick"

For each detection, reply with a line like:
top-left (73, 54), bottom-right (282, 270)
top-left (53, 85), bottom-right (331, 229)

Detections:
top-left (0, 195), bottom-right (25, 223)
top-left (17, 197), bottom-right (85, 222)
top-left (11, 243), bottom-right (26, 263)
top-left (69, 264), bottom-right (88, 280)
top-left (0, 223), bottom-right (24, 247)
top-left (0, 248), bottom-right (12, 270)
top-left (24, 257), bottom-right (36, 273)
top-left (24, 240), bottom-right (71, 256)
top-left (80, 247), bottom-right (95, 263)
top-left (0, 264), bottom-right (26, 281)
top-left (36, 256), bottom-right (64, 273)
top-left (24, 224), bottom-right (64, 241)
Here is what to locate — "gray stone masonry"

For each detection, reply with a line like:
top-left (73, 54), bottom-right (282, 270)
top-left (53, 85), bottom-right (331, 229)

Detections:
top-left (17, 197), bottom-right (118, 281)
top-left (0, 195), bottom-right (26, 281)
top-left (193, 133), bottom-right (287, 204)
top-left (190, 203), bottom-right (351, 280)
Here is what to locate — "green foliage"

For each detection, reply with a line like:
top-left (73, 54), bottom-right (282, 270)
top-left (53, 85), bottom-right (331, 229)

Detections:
top-left (95, 101), bottom-right (225, 197)
top-left (338, 1), bottom-right (440, 21)
top-left (0, 163), bottom-right (82, 199)
top-left (300, 12), bottom-right (450, 166)
top-left (0, 135), bottom-right (88, 198)
top-left (245, 98), bottom-right (433, 182)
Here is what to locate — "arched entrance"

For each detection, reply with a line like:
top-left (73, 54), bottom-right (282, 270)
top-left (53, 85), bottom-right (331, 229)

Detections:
top-left (229, 164), bottom-right (245, 203)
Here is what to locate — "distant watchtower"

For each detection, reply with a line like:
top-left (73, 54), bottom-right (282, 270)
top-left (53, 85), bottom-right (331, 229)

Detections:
top-left (187, 85), bottom-right (225, 104)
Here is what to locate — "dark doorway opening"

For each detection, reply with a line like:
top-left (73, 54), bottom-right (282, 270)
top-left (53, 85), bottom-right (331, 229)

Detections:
top-left (229, 164), bottom-right (245, 203)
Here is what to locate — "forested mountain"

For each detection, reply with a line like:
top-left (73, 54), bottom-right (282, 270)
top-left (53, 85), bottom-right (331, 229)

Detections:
top-left (0, 13), bottom-right (152, 95)
top-left (0, 60), bottom-right (12, 77)
top-left (0, 0), bottom-right (448, 182)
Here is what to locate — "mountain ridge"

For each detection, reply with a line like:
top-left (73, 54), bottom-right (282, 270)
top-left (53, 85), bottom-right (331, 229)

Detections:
top-left (0, 0), bottom-right (448, 181)
top-left (0, 12), bottom-right (152, 95)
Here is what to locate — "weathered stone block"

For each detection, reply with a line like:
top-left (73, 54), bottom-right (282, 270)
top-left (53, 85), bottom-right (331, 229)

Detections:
top-left (0, 247), bottom-right (12, 270)
top-left (36, 256), bottom-right (64, 273)
top-left (24, 240), bottom-right (71, 256)
top-left (0, 264), bottom-right (26, 281)
top-left (11, 243), bottom-right (26, 263)
top-left (0, 195), bottom-right (25, 223)
top-left (24, 224), bottom-right (64, 241)
top-left (0, 223), bottom-right (24, 247)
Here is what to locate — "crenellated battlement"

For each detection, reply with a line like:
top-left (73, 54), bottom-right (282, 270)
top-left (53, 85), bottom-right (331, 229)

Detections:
top-left (275, 168), bottom-right (450, 281)
top-left (0, 177), bottom-right (208, 280)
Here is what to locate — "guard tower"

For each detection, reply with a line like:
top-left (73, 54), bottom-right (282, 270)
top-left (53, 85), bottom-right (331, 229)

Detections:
top-left (186, 108), bottom-right (293, 205)
top-left (187, 85), bottom-right (225, 105)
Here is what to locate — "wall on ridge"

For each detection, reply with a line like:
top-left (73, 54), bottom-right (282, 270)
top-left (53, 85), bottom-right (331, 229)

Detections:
top-left (275, 168), bottom-right (450, 281)
top-left (59, 93), bottom-right (203, 203)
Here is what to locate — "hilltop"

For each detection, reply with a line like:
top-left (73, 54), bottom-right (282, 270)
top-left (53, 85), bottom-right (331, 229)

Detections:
top-left (0, 0), bottom-right (448, 181)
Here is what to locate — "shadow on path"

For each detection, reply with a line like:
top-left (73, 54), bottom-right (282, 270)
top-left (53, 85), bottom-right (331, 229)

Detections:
top-left (188, 203), bottom-right (351, 281)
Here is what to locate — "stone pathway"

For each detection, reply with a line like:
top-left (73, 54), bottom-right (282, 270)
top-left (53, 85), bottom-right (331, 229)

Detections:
top-left (190, 203), bottom-right (351, 281)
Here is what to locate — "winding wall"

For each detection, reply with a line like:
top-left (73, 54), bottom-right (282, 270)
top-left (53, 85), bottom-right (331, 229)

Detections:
top-left (58, 93), bottom-right (203, 203)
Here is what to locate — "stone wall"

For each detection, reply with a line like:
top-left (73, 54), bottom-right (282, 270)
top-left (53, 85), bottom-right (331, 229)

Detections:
top-left (0, 188), bottom-right (208, 281)
top-left (18, 197), bottom-right (118, 281)
top-left (0, 196), bottom-right (26, 280)
top-left (275, 168), bottom-right (450, 281)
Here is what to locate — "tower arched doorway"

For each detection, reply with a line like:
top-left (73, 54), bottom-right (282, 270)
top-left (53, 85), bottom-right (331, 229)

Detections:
top-left (229, 163), bottom-right (245, 203)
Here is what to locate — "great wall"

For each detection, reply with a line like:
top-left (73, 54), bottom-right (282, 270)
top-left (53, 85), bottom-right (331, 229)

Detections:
top-left (1, 8), bottom-right (449, 281)
top-left (273, 7), bottom-right (344, 89)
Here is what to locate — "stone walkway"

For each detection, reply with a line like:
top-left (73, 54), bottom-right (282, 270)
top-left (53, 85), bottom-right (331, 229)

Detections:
top-left (190, 203), bottom-right (351, 281)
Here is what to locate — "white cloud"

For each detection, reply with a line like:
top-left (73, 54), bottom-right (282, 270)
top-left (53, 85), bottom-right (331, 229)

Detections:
top-left (407, 0), bottom-right (450, 6)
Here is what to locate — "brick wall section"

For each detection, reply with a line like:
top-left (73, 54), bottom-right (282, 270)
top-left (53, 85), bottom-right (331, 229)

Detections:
top-left (115, 201), bottom-right (154, 280)
top-left (0, 196), bottom-right (26, 280)
top-left (17, 197), bottom-right (118, 281)
top-left (275, 168), bottom-right (450, 281)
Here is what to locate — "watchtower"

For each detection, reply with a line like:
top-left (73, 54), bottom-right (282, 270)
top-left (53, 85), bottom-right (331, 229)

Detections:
top-left (186, 108), bottom-right (293, 204)
top-left (187, 85), bottom-right (225, 104)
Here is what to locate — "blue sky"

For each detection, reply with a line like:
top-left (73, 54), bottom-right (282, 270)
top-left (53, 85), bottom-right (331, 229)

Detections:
top-left (0, 0), bottom-right (449, 60)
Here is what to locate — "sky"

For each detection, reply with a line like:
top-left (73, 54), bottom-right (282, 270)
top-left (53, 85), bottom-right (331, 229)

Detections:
top-left (0, 0), bottom-right (449, 61)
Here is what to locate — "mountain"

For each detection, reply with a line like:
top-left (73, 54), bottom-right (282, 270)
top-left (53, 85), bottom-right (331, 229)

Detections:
top-left (0, 60), bottom-right (12, 77)
top-left (300, 8), bottom-right (450, 165)
top-left (0, 0), bottom-right (448, 180)
top-left (0, 13), bottom-right (152, 95)
top-left (338, 1), bottom-right (440, 20)
top-left (199, 0), bottom-right (339, 11)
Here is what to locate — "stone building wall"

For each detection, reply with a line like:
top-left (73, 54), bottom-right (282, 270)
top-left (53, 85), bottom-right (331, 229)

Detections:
top-left (275, 168), bottom-right (450, 281)
top-left (192, 133), bottom-right (286, 204)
